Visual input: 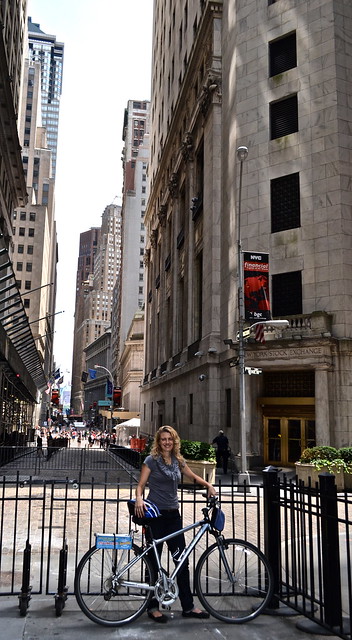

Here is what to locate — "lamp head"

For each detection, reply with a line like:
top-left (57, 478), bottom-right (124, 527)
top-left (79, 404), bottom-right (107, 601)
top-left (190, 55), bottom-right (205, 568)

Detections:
top-left (236, 145), bottom-right (248, 162)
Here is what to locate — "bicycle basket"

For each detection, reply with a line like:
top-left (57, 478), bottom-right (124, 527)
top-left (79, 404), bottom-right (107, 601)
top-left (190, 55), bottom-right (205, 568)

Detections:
top-left (128, 499), bottom-right (161, 525)
top-left (210, 505), bottom-right (225, 531)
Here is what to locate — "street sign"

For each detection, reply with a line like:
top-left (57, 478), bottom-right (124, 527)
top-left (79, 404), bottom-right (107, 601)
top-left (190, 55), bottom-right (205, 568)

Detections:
top-left (98, 400), bottom-right (111, 407)
top-left (245, 367), bottom-right (263, 375)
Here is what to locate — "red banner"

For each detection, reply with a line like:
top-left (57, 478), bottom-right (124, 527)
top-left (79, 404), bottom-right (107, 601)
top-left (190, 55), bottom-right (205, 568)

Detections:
top-left (243, 252), bottom-right (271, 321)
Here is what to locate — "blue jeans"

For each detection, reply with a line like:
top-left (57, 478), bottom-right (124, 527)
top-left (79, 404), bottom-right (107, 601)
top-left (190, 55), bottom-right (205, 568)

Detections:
top-left (146, 509), bottom-right (194, 612)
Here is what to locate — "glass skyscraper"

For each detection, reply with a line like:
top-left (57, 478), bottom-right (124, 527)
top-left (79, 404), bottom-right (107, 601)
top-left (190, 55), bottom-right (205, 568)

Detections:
top-left (27, 17), bottom-right (64, 178)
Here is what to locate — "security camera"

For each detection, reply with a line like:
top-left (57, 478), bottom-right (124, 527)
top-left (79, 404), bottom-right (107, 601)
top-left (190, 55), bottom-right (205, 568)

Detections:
top-left (199, 374), bottom-right (207, 382)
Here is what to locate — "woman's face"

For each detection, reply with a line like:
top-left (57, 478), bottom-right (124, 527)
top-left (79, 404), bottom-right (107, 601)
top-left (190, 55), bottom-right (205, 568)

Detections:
top-left (159, 430), bottom-right (174, 455)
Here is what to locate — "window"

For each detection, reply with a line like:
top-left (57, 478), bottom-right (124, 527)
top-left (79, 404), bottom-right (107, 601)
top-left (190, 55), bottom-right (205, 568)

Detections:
top-left (20, 212), bottom-right (26, 220)
top-left (29, 212), bottom-right (36, 221)
top-left (16, 280), bottom-right (21, 288)
top-left (23, 299), bottom-right (30, 309)
top-left (271, 173), bottom-right (300, 232)
top-left (19, 227), bottom-right (25, 236)
top-left (26, 263), bottom-right (32, 272)
top-left (13, 211), bottom-right (17, 219)
top-left (139, 286), bottom-right (143, 294)
top-left (270, 95), bottom-right (298, 139)
top-left (269, 32), bottom-right (297, 77)
top-left (272, 271), bottom-right (302, 316)
top-left (28, 228), bottom-right (35, 237)
top-left (17, 262), bottom-right (23, 271)
top-left (18, 244), bottom-right (24, 254)
top-left (25, 281), bottom-right (31, 290)
top-left (27, 245), bottom-right (34, 254)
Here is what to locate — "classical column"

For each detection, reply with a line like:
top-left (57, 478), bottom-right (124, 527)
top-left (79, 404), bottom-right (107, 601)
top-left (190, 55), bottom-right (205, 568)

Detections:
top-left (315, 365), bottom-right (331, 445)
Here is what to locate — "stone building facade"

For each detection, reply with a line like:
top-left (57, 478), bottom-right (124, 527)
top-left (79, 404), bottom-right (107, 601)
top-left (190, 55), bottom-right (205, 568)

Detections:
top-left (141, 0), bottom-right (352, 468)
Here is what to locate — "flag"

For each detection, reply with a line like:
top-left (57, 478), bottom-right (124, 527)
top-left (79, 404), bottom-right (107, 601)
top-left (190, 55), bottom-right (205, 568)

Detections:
top-left (255, 323), bottom-right (265, 343)
top-left (44, 382), bottom-right (52, 395)
top-left (54, 368), bottom-right (60, 380)
top-left (57, 376), bottom-right (64, 385)
top-left (88, 368), bottom-right (97, 379)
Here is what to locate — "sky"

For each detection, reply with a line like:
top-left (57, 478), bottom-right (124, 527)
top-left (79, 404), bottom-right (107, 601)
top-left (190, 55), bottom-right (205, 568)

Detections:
top-left (27, 0), bottom-right (154, 383)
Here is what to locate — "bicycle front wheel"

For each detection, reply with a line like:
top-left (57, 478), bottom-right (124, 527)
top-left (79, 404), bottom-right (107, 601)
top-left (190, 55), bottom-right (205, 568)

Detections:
top-left (195, 538), bottom-right (273, 623)
top-left (74, 544), bottom-right (153, 627)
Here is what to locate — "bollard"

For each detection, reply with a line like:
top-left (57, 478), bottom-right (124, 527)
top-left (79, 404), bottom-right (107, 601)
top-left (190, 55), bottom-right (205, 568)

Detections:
top-left (319, 473), bottom-right (342, 629)
top-left (262, 466), bottom-right (280, 609)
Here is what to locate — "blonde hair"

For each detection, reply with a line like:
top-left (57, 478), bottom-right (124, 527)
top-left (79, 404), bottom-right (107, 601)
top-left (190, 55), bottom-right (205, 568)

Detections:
top-left (150, 425), bottom-right (185, 466)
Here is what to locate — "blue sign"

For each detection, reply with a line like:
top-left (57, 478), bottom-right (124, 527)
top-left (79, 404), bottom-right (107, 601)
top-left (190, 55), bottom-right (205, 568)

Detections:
top-left (98, 400), bottom-right (111, 407)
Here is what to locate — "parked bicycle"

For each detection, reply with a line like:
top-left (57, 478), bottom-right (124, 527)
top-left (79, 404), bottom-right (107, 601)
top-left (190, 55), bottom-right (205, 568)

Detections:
top-left (74, 495), bottom-right (274, 627)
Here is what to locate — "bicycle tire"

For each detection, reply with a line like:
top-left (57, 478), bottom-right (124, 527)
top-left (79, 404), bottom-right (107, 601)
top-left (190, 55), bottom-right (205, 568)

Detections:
top-left (195, 538), bottom-right (274, 623)
top-left (74, 544), bottom-right (153, 627)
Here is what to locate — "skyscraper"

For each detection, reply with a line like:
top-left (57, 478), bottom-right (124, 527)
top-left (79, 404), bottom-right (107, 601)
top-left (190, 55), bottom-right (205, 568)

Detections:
top-left (71, 205), bottom-right (122, 413)
top-left (27, 17), bottom-right (64, 178)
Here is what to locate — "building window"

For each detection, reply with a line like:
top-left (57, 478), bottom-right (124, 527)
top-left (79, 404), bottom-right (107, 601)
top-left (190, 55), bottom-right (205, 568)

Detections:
top-left (19, 227), bottom-right (25, 236)
top-left (17, 262), bottom-right (23, 271)
top-left (271, 172), bottom-right (300, 232)
top-left (272, 271), bottom-right (302, 316)
top-left (27, 245), bottom-right (34, 255)
top-left (29, 212), bottom-right (36, 221)
top-left (28, 228), bottom-right (35, 237)
top-left (269, 32), bottom-right (297, 76)
top-left (20, 211), bottom-right (26, 220)
top-left (139, 286), bottom-right (143, 294)
top-left (26, 263), bottom-right (32, 272)
top-left (16, 280), bottom-right (21, 288)
top-left (270, 95), bottom-right (298, 139)
top-left (25, 280), bottom-right (31, 290)
top-left (18, 244), bottom-right (24, 254)
top-left (23, 299), bottom-right (30, 309)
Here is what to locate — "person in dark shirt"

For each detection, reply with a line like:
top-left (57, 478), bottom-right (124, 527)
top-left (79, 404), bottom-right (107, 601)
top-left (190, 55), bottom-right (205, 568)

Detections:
top-left (212, 430), bottom-right (230, 474)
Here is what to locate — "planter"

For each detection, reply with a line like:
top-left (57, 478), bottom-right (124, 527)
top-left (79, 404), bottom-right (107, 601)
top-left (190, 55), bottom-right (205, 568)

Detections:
top-left (185, 459), bottom-right (216, 484)
top-left (295, 462), bottom-right (347, 491)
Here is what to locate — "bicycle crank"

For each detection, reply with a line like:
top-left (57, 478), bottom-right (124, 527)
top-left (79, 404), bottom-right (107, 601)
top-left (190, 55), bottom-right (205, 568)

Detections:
top-left (154, 577), bottom-right (178, 605)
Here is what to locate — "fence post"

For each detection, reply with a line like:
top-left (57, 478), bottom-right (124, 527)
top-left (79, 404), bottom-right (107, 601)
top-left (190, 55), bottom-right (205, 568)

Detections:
top-left (262, 466), bottom-right (280, 609)
top-left (319, 472), bottom-right (342, 629)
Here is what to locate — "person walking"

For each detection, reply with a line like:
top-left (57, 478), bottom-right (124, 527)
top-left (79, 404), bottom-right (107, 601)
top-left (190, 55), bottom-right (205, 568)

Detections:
top-left (212, 430), bottom-right (230, 474)
top-left (135, 425), bottom-right (216, 623)
top-left (36, 434), bottom-right (43, 457)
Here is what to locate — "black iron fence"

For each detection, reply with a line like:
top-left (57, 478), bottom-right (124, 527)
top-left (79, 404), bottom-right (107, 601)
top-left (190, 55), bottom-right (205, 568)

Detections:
top-left (0, 461), bottom-right (351, 639)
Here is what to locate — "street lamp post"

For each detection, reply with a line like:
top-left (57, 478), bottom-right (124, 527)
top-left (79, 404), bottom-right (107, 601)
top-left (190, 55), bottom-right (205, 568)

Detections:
top-left (94, 364), bottom-right (114, 432)
top-left (236, 145), bottom-right (249, 484)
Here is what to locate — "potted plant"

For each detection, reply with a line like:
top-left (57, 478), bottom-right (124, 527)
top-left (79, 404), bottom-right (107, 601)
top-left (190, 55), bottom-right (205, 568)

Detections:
top-left (295, 446), bottom-right (352, 491)
top-left (180, 439), bottom-right (216, 483)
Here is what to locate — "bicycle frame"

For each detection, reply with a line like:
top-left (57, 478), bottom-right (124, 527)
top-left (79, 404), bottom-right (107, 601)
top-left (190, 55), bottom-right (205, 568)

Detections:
top-left (115, 515), bottom-right (233, 593)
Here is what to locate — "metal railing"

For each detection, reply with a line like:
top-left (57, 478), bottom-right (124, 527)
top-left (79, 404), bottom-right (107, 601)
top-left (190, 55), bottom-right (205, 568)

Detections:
top-left (0, 461), bottom-right (350, 639)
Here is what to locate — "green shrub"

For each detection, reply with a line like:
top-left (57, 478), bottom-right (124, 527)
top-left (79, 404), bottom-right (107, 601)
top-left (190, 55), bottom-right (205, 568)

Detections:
top-left (180, 439), bottom-right (216, 462)
top-left (337, 447), bottom-right (352, 463)
top-left (299, 446), bottom-right (338, 463)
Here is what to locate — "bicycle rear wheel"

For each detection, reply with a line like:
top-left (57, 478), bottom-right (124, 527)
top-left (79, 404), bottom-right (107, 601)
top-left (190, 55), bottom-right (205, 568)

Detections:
top-left (74, 544), bottom-right (153, 627)
top-left (195, 538), bottom-right (274, 623)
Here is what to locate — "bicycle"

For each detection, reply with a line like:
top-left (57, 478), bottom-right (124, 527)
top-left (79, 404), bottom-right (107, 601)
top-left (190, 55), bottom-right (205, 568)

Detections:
top-left (74, 495), bottom-right (274, 627)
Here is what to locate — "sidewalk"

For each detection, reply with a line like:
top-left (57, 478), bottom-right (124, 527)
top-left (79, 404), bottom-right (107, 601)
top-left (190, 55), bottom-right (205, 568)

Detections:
top-left (0, 594), bottom-right (338, 640)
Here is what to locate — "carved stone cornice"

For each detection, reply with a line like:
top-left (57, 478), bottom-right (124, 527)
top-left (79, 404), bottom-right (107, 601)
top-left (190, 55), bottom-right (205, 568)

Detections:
top-left (180, 132), bottom-right (194, 162)
top-left (168, 172), bottom-right (179, 198)
top-left (150, 229), bottom-right (158, 249)
top-left (199, 71), bottom-right (222, 116)
top-left (158, 204), bottom-right (167, 227)
top-left (143, 248), bottom-right (150, 266)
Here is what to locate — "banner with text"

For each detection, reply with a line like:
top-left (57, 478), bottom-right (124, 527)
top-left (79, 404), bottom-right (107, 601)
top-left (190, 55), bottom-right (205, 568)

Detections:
top-left (243, 252), bottom-right (271, 321)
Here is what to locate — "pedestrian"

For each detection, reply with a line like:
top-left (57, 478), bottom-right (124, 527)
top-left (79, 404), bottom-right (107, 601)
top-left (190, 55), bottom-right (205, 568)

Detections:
top-left (135, 425), bottom-right (216, 623)
top-left (36, 434), bottom-right (43, 457)
top-left (212, 430), bottom-right (230, 474)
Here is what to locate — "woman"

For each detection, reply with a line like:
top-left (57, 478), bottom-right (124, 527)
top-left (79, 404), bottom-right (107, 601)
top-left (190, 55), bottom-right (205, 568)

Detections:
top-left (135, 425), bottom-right (216, 623)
